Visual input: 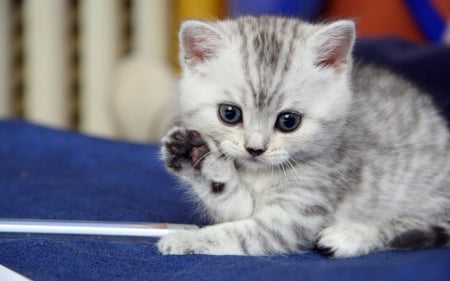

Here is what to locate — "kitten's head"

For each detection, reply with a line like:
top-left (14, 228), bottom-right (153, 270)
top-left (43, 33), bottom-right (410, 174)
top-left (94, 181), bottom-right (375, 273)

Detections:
top-left (177, 16), bottom-right (355, 171)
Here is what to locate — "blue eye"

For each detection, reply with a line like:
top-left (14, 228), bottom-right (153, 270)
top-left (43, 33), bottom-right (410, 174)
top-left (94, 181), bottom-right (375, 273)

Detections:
top-left (218, 104), bottom-right (242, 125)
top-left (276, 112), bottom-right (302, 132)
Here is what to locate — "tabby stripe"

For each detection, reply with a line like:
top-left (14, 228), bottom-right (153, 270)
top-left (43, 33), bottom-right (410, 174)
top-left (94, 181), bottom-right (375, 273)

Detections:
top-left (301, 204), bottom-right (329, 217)
top-left (238, 232), bottom-right (250, 254)
top-left (254, 217), bottom-right (291, 251)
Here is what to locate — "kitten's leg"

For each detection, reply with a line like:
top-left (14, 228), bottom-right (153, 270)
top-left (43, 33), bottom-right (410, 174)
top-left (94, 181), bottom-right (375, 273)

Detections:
top-left (388, 223), bottom-right (450, 250)
top-left (158, 210), bottom-right (323, 255)
top-left (315, 220), bottom-right (384, 258)
top-left (316, 219), bottom-right (450, 258)
top-left (160, 127), bottom-right (325, 255)
top-left (161, 126), bottom-right (254, 221)
top-left (191, 153), bottom-right (255, 222)
top-left (315, 213), bottom-right (450, 258)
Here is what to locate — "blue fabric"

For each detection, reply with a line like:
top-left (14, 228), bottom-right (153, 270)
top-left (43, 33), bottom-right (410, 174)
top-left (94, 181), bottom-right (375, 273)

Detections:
top-left (0, 38), bottom-right (450, 280)
top-left (405, 0), bottom-right (446, 42)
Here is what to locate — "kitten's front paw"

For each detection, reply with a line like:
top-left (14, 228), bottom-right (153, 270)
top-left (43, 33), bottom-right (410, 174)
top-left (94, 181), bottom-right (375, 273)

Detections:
top-left (316, 222), bottom-right (381, 258)
top-left (162, 127), bottom-right (210, 172)
top-left (157, 231), bottom-right (212, 255)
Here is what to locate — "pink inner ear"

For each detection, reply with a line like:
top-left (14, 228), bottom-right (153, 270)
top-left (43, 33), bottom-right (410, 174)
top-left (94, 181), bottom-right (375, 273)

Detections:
top-left (313, 22), bottom-right (355, 70)
top-left (182, 23), bottom-right (222, 64)
top-left (316, 44), bottom-right (347, 68)
top-left (184, 35), bottom-right (213, 62)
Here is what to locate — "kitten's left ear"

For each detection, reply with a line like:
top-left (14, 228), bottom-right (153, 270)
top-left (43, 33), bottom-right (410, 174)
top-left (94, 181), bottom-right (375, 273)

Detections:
top-left (310, 20), bottom-right (355, 70)
top-left (179, 20), bottom-right (225, 67)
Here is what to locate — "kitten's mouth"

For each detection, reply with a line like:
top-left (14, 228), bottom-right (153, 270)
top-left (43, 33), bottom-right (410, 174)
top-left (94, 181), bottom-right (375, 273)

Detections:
top-left (239, 156), bottom-right (270, 169)
top-left (246, 157), bottom-right (260, 163)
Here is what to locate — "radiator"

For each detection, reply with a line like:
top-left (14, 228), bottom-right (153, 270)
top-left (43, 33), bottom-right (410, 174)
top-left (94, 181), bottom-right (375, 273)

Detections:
top-left (0, 0), bottom-right (173, 140)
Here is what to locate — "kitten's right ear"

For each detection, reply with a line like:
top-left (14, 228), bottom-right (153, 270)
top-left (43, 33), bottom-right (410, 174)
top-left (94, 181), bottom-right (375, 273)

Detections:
top-left (179, 20), bottom-right (225, 67)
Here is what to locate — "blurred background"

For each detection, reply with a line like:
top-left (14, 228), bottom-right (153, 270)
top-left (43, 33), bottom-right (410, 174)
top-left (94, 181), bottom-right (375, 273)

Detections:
top-left (0, 0), bottom-right (449, 143)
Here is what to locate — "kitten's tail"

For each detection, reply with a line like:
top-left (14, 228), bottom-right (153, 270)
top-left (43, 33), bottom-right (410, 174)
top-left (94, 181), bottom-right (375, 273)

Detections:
top-left (389, 222), bottom-right (450, 250)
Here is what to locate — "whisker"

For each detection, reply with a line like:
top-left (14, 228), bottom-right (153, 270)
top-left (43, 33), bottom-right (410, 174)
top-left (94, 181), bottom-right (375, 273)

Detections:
top-left (271, 163), bottom-right (274, 179)
top-left (286, 157), bottom-right (302, 185)
top-left (192, 151), bottom-right (213, 168)
top-left (280, 161), bottom-right (288, 179)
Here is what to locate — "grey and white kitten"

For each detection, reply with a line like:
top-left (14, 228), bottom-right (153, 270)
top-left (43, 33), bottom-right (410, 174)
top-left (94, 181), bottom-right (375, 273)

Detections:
top-left (158, 16), bottom-right (450, 257)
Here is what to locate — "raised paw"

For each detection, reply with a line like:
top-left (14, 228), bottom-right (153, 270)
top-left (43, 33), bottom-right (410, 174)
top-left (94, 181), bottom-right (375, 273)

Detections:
top-left (162, 127), bottom-right (210, 172)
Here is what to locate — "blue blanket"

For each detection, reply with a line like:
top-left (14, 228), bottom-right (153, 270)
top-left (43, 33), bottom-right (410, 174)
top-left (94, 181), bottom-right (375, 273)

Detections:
top-left (1, 38), bottom-right (450, 280)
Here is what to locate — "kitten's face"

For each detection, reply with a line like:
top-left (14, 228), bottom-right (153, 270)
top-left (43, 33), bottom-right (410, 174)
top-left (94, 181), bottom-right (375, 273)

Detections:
top-left (178, 17), bottom-right (355, 171)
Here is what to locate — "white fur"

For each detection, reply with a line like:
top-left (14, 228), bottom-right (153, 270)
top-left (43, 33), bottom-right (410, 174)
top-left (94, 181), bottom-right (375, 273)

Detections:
top-left (318, 221), bottom-right (383, 257)
top-left (158, 17), bottom-right (450, 257)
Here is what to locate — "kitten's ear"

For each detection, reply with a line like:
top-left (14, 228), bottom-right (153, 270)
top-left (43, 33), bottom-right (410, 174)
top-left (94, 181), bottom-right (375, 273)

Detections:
top-left (310, 20), bottom-right (355, 70)
top-left (179, 20), bottom-right (225, 67)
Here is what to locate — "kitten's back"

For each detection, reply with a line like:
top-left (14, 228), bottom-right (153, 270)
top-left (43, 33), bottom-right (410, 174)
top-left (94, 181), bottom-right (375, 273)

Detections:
top-left (343, 62), bottom-right (450, 249)
top-left (350, 62), bottom-right (449, 149)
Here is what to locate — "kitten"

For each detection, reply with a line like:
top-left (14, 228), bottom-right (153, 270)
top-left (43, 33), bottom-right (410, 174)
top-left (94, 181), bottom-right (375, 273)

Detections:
top-left (158, 16), bottom-right (450, 257)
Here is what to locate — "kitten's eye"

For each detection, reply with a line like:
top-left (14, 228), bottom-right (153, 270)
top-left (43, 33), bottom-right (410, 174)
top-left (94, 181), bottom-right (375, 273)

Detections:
top-left (276, 112), bottom-right (302, 132)
top-left (218, 104), bottom-right (242, 125)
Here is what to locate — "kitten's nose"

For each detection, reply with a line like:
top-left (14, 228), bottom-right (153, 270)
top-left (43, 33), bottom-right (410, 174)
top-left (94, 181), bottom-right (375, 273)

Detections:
top-left (246, 147), bottom-right (266, 157)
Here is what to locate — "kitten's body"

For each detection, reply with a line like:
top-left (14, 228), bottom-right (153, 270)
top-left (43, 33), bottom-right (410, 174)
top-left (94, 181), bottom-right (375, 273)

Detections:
top-left (158, 16), bottom-right (450, 257)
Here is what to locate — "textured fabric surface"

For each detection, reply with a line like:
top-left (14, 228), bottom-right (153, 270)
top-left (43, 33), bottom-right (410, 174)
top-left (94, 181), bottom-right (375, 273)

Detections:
top-left (0, 39), bottom-right (449, 280)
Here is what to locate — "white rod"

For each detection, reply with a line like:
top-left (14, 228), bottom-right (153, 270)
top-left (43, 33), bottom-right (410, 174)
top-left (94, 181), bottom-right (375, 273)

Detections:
top-left (133, 0), bottom-right (170, 60)
top-left (80, 0), bottom-right (121, 137)
top-left (0, 0), bottom-right (11, 117)
top-left (0, 264), bottom-right (31, 281)
top-left (0, 219), bottom-right (198, 238)
top-left (24, 0), bottom-right (69, 128)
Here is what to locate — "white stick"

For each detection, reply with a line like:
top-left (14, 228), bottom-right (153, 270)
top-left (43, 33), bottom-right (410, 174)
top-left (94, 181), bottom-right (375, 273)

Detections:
top-left (133, 0), bottom-right (170, 60)
top-left (24, 0), bottom-right (70, 128)
top-left (80, 0), bottom-right (121, 137)
top-left (0, 264), bottom-right (31, 281)
top-left (0, 219), bottom-right (198, 238)
top-left (0, 0), bottom-right (12, 117)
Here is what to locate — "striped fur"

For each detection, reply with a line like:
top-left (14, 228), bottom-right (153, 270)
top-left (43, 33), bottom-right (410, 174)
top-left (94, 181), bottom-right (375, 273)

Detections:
top-left (158, 16), bottom-right (450, 257)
